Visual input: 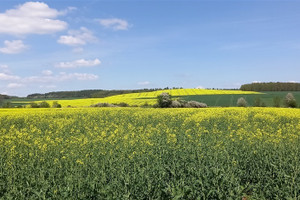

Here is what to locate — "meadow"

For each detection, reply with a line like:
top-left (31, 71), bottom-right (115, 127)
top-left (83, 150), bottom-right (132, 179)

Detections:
top-left (1, 107), bottom-right (300, 199)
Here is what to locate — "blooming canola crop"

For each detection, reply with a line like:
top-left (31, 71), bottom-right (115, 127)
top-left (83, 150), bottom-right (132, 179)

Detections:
top-left (0, 107), bottom-right (299, 199)
top-left (24, 88), bottom-right (261, 107)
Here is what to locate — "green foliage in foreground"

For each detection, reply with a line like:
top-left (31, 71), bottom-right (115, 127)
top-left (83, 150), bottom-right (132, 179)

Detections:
top-left (0, 108), bottom-right (300, 199)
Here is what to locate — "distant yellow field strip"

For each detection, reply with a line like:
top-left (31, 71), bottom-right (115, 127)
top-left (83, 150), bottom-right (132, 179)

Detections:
top-left (20, 88), bottom-right (261, 107)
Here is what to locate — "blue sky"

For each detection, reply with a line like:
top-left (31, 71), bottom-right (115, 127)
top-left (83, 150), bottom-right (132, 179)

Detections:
top-left (0, 0), bottom-right (300, 96)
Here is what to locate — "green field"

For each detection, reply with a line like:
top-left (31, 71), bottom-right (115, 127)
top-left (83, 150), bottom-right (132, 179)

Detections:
top-left (178, 91), bottom-right (300, 107)
top-left (1, 107), bottom-right (300, 199)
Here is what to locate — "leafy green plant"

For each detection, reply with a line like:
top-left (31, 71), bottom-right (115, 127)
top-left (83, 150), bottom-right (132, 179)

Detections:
top-left (284, 93), bottom-right (297, 108)
top-left (157, 93), bottom-right (172, 108)
top-left (39, 101), bottom-right (50, 108)
top-left (52, 101), bottom-right (62, 108)
top-left (237, 97), bottom-right (247, 107)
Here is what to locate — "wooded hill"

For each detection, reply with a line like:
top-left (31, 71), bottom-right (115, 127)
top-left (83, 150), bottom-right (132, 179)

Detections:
top-left (240, 82), bottom-right (300, 91)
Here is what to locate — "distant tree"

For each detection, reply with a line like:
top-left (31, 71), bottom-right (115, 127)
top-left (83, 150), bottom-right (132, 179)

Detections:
top-left (141, 102), bottom-right (150, 108)
top-left (284, 93), bottom-right (297, 108)
top-left (273, 96), bottom-right (281, 107)
top-left (114, 102), bottom-right (129, 107)
top-left (157, 93), bottom-right (172, 108)
top-left (40, 101), bottom-right (50, 108)
top-left (91, 103), bottom-right (116, 107)
top-left (186, 101), bottom-right (207, 108)
top-left (29, 102), bottom-right (39, 108)
top-left (254, 97), bottom-right (261, 107)
top-left (240, 82), bottom-right (300, 91)
top-left (237, 97), bottom-right (247, 107)
top-left (52, 101), bottom-right (62, 108)
top-left (170, 100), bottom-right (182, 108)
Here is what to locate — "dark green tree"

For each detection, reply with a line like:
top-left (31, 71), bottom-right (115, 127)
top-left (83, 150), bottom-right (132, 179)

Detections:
top-left (40, 101), bottom-right (50, 108)
top-left (52, 101), bottom-right (62, 108)
top-left (157, 93), bottom-right (172, 108)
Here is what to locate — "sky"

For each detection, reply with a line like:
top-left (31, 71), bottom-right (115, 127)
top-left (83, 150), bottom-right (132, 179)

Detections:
top-left (0, 0), bottom-right (300, 97)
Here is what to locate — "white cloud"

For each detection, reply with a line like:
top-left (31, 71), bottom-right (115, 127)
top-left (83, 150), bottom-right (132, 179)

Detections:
top-left (22, 72), bottom-right (98, 83)
top-left (0, 64), bottom-right (9, 71)
top-left (39, 85), bottom-right (57, 89)
top-left (59, 7), bottom-right (77, 16)
top-left (58, 27), bottom-right (97, 46)
top-left (55, 58), bottom-right (101, 68)
top-left (98, 18), bottom-right (129, 30)
top-left (72, 47), bottom-right (84, 53)
top-left (0, 73), bottom-right (20, 81)
top-left (196, 86), bottom-right (204, 89)
top-left (42, 70), bottom-right (53, 76)
top-left (0, 64), bottom-right (11, 74)
top-left (0, 40), bottom-right (27, 54)
top-left (70, 73), bottom-right (98, 80)
top-left (138, 81), bottom-right (150, 86)
top-left (0, 2), bottom-right (67, 35)
top-left (7, 83), bottom-right (24, 88)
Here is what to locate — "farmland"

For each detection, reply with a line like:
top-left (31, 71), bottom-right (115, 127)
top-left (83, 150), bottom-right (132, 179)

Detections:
top-left (1, 107), bottom-right (300, 199)
top-left (10, 89), bottom-right (261, 107)
top-left (8, 89), bottom-right (300, 108)
top-left (181, 91), bottom-right (300, 107)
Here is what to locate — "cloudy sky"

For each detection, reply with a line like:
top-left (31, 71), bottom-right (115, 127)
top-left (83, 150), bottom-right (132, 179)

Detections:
top-left (0, 0), bottom-right (300, 96)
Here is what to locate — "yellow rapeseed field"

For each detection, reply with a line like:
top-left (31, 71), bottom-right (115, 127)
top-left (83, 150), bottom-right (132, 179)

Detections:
top-left (0, 107), bottom-right (299, 199)
top-left (21, 88), bottom-right (260, 107)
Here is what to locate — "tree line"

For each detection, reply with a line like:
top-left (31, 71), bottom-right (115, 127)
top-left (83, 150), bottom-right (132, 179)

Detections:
top-left (240, 82), bottom-right (300, 91)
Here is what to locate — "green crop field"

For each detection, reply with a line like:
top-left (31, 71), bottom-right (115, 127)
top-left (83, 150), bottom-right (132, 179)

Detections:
top-left (1, 107), bottom-right (300, 199)
top-left (180, 91), bottom-right (300, 107)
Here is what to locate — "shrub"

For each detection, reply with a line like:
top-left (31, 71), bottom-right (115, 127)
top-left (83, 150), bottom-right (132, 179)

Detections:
top-left (284, 93), bottom-right (297, 108)
top-left (170, 100), bottom-right (182, 108)
top-left (115, 102), bottom-right (129, 107)
top-left (52, 101), bottom-right (62, 108)
top-left (261, 102), bottom-right (267, 107)
top-left (141, 102), bottom-right (150, 108)
top-left (29, 102), bottom-right (39, 108)
top-left (91, 103), bottom-right (117, 107)
top-left (237, 97), bottom-right (247, 107)
top-left (40, 101), bottom-right (50, 108)
top-left (187, 101), bottom-right (207, 108)
top-left (273, 96), bottom-right (281, 107)
top-left (157, 93), bottom-right (172, 108)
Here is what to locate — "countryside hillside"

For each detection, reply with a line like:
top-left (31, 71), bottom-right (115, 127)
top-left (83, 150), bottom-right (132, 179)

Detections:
top-left (1, 1), bottom-right (300, 199)
top-left (1, 82), bottom-right (300, 108)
